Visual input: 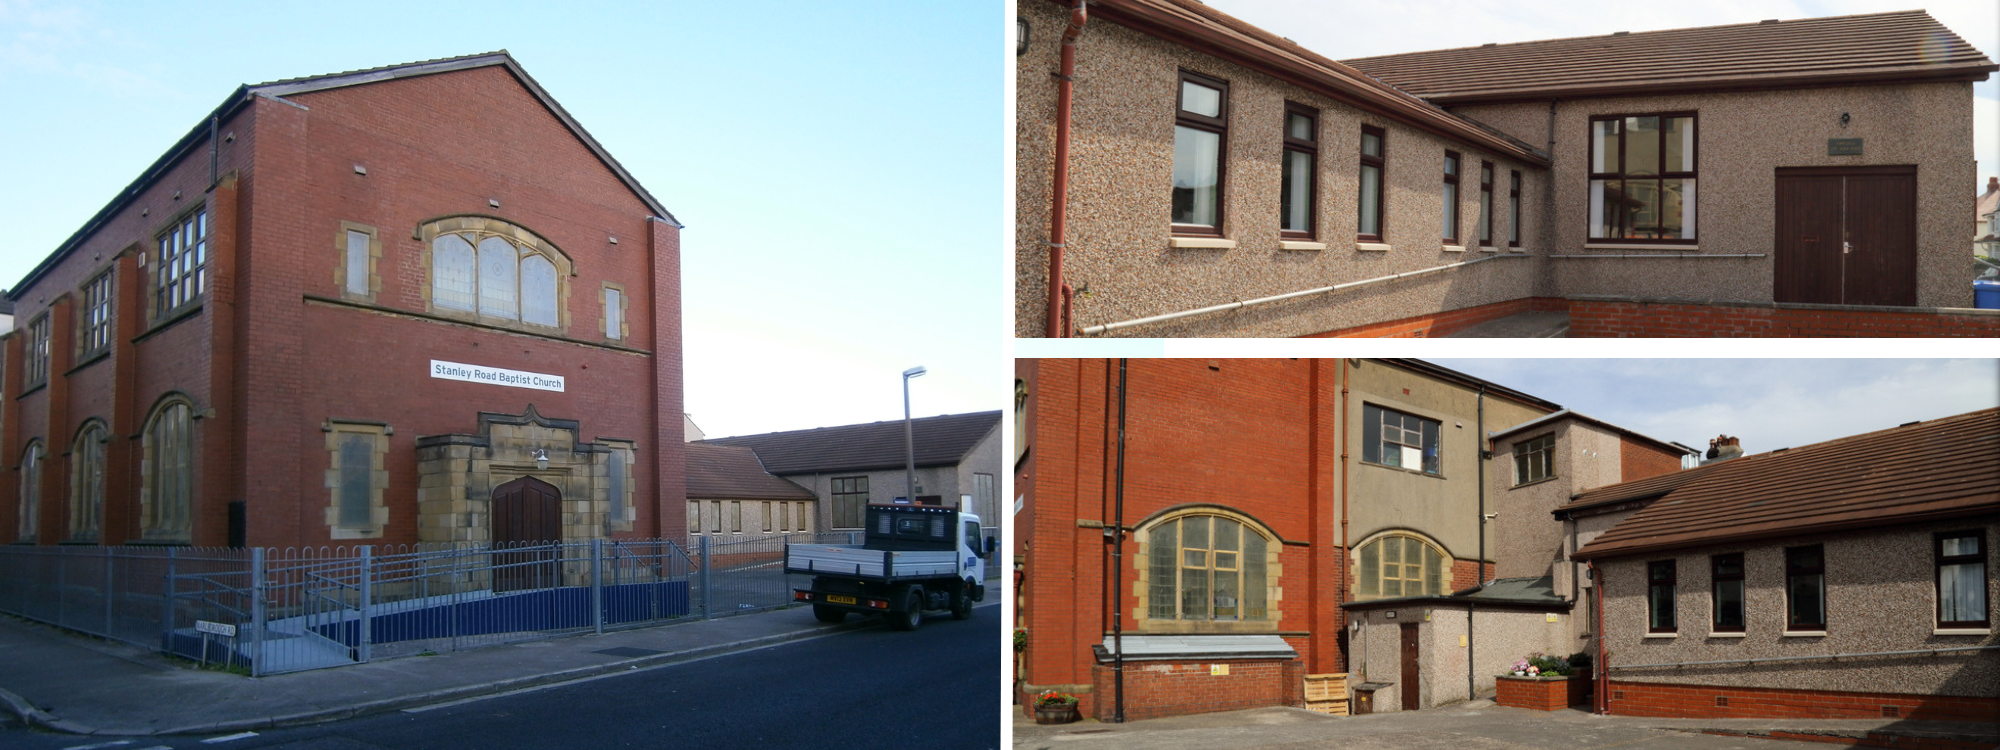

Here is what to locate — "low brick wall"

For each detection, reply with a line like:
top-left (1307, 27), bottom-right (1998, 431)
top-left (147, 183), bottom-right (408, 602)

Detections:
top-left (1568, 296), bottom-right (2000, 337)
top-left (1087, 658), bottom-right (1304, 722)
top-left (1496, 675), bottom-right (1590, 711)
top-left (1607, 680), bottom-right (2000, 722)
top-left (1300, 297), bottom-right (1568, 338)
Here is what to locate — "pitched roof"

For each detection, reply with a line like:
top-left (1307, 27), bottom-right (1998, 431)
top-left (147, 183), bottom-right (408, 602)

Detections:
top-left (1344, 10), bottom-right (1998, 106)
top-left (1555, 459), bottom-right (1725, 516)
top-left (698, 411), bottom-right (1001, 476)
top-left (1979, 180), bottom-right (2000, 221)
top-left (684, 444), bottom-right (816, 501)
top-left (12, 51), bottom-right (678, 301)
top-left (1574, 408), bottom-right (2000, 559)
top-left (1073, 0), bottom-right (1549, 165)
top-left (1489, 408), bottom-right (1697, 457)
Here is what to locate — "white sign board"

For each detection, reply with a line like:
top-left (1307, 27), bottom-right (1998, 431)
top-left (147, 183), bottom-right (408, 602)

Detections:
top-left (195, 620), bottom-right (236, 637)
top-left (429, 360), bottom-right (565, 392)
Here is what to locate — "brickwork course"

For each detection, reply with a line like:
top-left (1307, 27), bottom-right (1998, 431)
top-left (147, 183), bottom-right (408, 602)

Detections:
top-left (0, 52), bottom-right (687, 549)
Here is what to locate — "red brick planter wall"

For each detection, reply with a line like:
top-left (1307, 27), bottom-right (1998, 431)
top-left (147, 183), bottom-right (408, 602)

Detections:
top-left (1087, 659), bottom-right (1304, 722)
top-left (1300, 298), bottom-right (1567, 338)
top-left (1496, 675), bottom-right (1590, 711)
top-left (1607, 680), bottom-right (2000, 722)
top-left (1568, 298), bottom-right (2000, 337)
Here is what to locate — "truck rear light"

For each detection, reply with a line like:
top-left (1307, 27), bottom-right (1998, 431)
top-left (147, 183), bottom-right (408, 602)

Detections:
top-left (867, 600), bottom-right (889, 609)
top-left (794, 591), bottom-right (809, 601)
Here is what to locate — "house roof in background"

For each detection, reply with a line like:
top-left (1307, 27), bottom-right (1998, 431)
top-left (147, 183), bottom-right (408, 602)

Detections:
top-left (1344, 10), bottom-right (1997, 105)
top-left (1489, 408), bottom-right (1697, 457)
top-left (1978, 180), bottom-right (2000, 221)
top-left (1556, 460), bottom-right (1727, 516)
top-left (684, 444), bottom-right (816, 501)
top-left (698, 411), bottom-right (1001, 476)
top-left (1574, 408), bottom-right (2000, 559)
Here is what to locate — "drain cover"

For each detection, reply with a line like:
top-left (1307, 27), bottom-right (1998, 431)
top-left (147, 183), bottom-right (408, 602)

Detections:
top-left (592, 646), bottom-right (666, 658)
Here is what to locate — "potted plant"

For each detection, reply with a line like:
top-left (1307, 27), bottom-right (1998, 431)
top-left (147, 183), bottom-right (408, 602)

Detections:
top-left (1032, 690), bottom-right (1082, 724)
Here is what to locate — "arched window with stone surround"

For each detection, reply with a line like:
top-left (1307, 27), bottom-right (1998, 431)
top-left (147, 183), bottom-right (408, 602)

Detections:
top-left (16, 441), bottom-right (42, 542)
top-left (69, 421), bottom-right (107, 542)
top-left (423, 216), bottom-right (570, 332)
top-left (141, 397), bottom-right (195, 543)
top-left (1142, 509), bottom-right (1274, 623)
top-left (1354, 531), bottom-right (1454, 600)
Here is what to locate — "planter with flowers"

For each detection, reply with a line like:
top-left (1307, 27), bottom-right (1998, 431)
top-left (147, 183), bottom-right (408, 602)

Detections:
top-left (1496, 652), bottom-right (1593, 711)
top-left (1031, 690), bottom-right (1082, 724)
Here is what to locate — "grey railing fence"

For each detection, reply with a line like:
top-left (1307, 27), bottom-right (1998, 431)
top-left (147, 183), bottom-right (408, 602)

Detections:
top-left (0, 532), bottom-right (858, 677)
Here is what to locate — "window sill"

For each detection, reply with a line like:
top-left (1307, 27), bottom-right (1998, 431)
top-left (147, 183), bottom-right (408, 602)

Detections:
top-left (65, 349), bottom-right (111, 377)
top-left (1170, 236), bottom-right (1236, 250)
top-left (134, 302), bottom-right (204, 345)
top-left (1933, 628), bottom-right (1992, 636)
top-left (1510, 476), bottom-right (1560, 490)
top-left (1356, 242), bottom-right (1392, 252)
top-left (1442, 245), bottom-right (1466, 253)
top-left (1643, 632), bottom-right (1678, 639)
top-left (1479, 246), bottom-right (1499, 253)
top-left (1781, 630), bottom-right (1827, 638)
top-left (1509, 247), bottom-right (1528, 253)
top-left (1705, 631), bottom-right (1747, 639)
top-left (16, 381), bottom-right (46, 400)
top-left (1583, 243), bottom-right (1700, 251)
top-left (1279, 241), bottom-right (1326, 251)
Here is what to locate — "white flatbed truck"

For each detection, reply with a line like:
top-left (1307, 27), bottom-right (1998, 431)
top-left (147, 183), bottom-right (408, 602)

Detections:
top-left (786, 503), bottom-right (994, 630)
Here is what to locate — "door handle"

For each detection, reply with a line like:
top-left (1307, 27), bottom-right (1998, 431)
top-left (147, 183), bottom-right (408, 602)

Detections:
top-left (1843, 242), bottom-right (1851, 255)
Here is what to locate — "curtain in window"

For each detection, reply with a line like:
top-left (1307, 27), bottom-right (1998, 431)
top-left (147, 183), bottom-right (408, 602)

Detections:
top-left (520, 254), bottom-right (559, 327)
top-left (432, 234), bottom-right (477, 311)
top-left (477, 237), bottom-right (519, 319)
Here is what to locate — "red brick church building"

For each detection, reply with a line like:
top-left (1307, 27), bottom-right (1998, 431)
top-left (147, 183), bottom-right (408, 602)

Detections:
top-left (2, 52), bottom-right (685, 549)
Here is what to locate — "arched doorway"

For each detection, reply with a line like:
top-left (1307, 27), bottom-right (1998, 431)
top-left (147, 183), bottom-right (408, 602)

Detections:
top-left (492, 476), bottom-right (561, 592)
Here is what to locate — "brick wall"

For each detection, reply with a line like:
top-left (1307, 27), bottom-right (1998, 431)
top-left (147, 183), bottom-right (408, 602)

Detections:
top-left (1608, 680), bottom-right (2000, 722)
top-left (1301, 297), bottom-right (1568, 338)
top-left (1088, 658), bottom-right (1305, 722)
top-left (1618, 436), bottom-right (1683, 483)
top-left (1569, 298), bottom-right (2000, 337)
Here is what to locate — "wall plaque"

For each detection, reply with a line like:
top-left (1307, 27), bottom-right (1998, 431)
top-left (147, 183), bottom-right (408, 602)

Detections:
top-left (1828, 138), bottom-right (1863, 155)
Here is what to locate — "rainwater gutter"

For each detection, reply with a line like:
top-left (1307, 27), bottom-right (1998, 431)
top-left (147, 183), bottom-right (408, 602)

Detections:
top-left (1080, 254), bottom-right (1525, 336)
top-left (1046, 0), bottom-right (1087, 338)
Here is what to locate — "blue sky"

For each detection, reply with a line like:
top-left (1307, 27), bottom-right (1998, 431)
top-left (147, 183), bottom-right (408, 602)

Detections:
top-left (0, 0), bottom-right (1004, 439)
top-left (1429, 358), bottom-right (2000, 456)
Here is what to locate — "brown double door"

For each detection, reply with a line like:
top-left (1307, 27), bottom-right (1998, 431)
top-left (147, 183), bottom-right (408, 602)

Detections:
top-left (492, 476), bottom-right (561, 592)
top-left (1774, 166), bottom-right (1917, 306)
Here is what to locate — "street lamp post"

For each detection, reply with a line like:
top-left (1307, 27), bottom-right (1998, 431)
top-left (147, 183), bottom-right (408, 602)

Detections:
top-left (903, 366), bottom-right (927, 504)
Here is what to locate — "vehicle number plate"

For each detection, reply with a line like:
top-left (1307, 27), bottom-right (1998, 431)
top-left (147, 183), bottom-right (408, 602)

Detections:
top-left (826, 595), bottom-right (857, 605)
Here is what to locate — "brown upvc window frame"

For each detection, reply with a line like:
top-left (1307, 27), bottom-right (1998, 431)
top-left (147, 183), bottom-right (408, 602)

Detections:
top-left (1785, 544), bottom-right (1826, 631)
top-left (1647, 559), bottom-right (1677, 634)
top-left (1357, 125), bottom-right (1386, 242)
top-left (1508, 170), bottom-right (1522, 248)
top-left (1171, 69), bottom-right (1229, 237)
top-left (1478, 161), bottom-right (1495, 247)
top-left (1935, 531), bottom-right (1989, 630)
top-left (1441, 150), bottom-right (1461, 244)
top-left (1279, 102), bottom-right (1318, 240)
top-left (1587, 111), bottom-right (1698, 244)
top-left (1711, 552), bottom-right (1745, 633)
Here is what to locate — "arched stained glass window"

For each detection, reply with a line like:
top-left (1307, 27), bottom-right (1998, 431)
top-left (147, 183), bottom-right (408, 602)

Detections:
top-left (520, 255), bottom-right (558, 327)
top-left (69, 423), bottom-right (107, 542)
top-left (427, 219), bottom-right (564, 330)
top-left (142, 399), bottom-right (194, 542)
top-left (432, 234), bottom-right (477, 311)
top-left (17, 442), bottom-right (42, 542)
top-left (1146, 513), bottom-right (1270, 621)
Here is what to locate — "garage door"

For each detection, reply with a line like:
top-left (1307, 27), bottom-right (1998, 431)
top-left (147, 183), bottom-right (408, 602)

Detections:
top-left (1774, 165), bottom-right (1917, 306)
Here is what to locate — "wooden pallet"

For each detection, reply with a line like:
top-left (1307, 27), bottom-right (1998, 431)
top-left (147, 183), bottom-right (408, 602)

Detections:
top-left (1303, 673), bottom-right (1350, 715)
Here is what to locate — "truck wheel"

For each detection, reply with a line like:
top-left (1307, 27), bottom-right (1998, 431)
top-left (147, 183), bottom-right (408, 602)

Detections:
top-left (812, 604), bottom-right (845, 624)
top-left (951, 585), bottom-right (974, 620)
top-left (889, 588), bottom-right (923, 631)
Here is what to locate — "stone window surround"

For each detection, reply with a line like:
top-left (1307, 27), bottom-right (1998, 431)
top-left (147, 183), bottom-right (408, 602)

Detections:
top-left (67, 420), bottom-right (109, 543)
top-left (1351, 528), bottom-right (1455, 601)
top-left (416, 214), bottom-right (574, 336)
top-left (335, 221), bottom-right (383, 304)
top-left (139, 394), bottom-right (198, 544)
top-left (601, 438), bottom-right (635, 533)
top-left (600, 282), bottom-right (629, 341)
top-left (323, 419), bottom-right (391, 540)
top-left (1132, 505), bottom-right (1284, 634)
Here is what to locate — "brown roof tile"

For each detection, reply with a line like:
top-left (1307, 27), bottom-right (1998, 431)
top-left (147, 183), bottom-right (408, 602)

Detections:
top-left (1344, 10), bottom-right (1997, 105)
top-left (1556, 460), bottom-right (1724, 515)
top-left (698, 411), bottom-right (1000, 476)
top-left (1573, 408), bottom-right (2000, 559)
top-left (684, 444), bottom-right (816, 501)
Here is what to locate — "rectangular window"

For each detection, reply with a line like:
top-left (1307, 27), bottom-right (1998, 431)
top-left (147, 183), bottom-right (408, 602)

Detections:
top-left (156, 209), bottom-right (208, 317)
top-left (24, 314), bottom-right (49, 388)
top-left (1478, 161), bottom-right (1494, 246)
top-left (1358, 125), bottom-right (1385, 240)
top-left (729, 500), bottom-right (742, 534)
top-left (80, 271), bottom-right (115, 356)
top-left (1937, 532), bottom-right (1988, 629)
top-left (607, 445), bottom-right (632, 527)
top-left (1171, 70), bottom-right (1228, 235)
top-left (1648, 560), bottom-right (1677, 633)
top-left (1280, 102), bottom-right (1317, 239)
top-left (345, 230), bottom-right (371, 296)
top-left (603, 287), bottom-right (624, 341)
top-left (1508, 170), bottom-right (1522, 247)
top-left (1786, 545), bottom-right (1826, 631)
top-left (1712, 553), bottom-right (1745, 633)
top-left (973, 472), bottom-right (995, 519)
top-left (708, 501), bottom-right (722, 535)
top-left (1441, 151), bottom-right (1461, 243)
top-left (325, 422), bottom-right (387, 539)
top-left (1589, 113), bottom-right (1697, 242)
top-left (1513, 434), bottom-right (1554, 485)
top-left (1361, 403), bottom-right (1441, 475)
top-left (831, 476), bottom-right (868, 529)
top-left (337, 434), bottom-right (373, 528)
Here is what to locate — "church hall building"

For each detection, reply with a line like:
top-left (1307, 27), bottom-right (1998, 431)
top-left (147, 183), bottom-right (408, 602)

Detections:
top-left (2, 52), bottom-right (686, 550)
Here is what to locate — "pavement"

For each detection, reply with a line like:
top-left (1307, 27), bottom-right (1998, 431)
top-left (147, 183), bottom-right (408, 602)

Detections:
top-left (1012, 700), bottom-right (2000, 749)
top-left (1441, 311), bottom-right (1570, 338)
top-left (0, 580), bottom-right (1002, 737)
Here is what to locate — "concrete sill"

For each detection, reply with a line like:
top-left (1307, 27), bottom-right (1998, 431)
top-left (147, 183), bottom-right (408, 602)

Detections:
top-left (1279, 240), bottom-right (1327, 251)
top-left (1705, 632), bottom-right (1747, 639)
top-left (1781, 631), bottom-right (1827, 638)
top-left (1170, 236), bottom-right (1236, 249)
top-left (1934, 628), bottom-right (1992, 636)
top-left (1478, 246), bottom-right (1498, 253)
top-left (1583, 243), bottom-right (1700, 251)
top-left (1356, 242), bottom-right (1392, 252)
top-left (1642, 632), bottom-right (1678, 639)
top-left (1442, 245), bottom-right (1466, 253)
top-left (1509, 247), bottom-right (1527, 253)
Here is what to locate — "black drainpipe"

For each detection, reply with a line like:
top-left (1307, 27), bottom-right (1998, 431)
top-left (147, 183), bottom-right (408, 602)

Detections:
top-left (1112, 358), bottom-right (1128, 723)
top-left (208, 115), bottom-right (220, 188)
top-left (1470, 385), bottom-right (1487, 701)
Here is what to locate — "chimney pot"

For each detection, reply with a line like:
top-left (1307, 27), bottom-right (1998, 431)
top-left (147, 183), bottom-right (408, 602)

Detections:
top-left (1988, 176), bottom-right (1998, 192)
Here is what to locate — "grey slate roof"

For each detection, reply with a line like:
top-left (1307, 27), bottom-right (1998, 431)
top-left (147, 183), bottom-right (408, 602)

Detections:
top-left (698, 411), bottom-right (1001, 476)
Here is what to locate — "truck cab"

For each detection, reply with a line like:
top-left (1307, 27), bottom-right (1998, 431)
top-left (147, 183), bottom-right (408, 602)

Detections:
top-left (786, 502), bottom-right (996, 630)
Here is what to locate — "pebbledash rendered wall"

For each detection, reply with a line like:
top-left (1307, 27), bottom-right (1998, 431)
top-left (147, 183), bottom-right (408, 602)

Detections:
top-left (1597, 520), bottom-right (1999, 709)
top-left (1454, 82), bottom-right (1979, 308)
top-left (1016, 1), bottom-right (1546, 338)
top-left (1350, 602), bottom-right (1577, 711)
